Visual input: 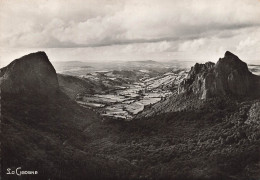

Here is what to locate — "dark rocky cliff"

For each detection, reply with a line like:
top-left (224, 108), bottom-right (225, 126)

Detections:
top-left (0, 51), bottom-right (58, 95)
top-left (178, 51), bottom-right (260, 99)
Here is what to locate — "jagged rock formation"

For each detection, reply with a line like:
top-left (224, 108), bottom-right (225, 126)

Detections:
top-left (178, 51), bottom-right (260, 99)
top-left (0, 51), bottom-right (58, 95)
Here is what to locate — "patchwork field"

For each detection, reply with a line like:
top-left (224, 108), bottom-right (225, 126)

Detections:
top-left (75, 68), bottom-right (188, 120)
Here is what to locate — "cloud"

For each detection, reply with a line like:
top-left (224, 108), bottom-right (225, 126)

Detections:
top-left (0, 0), bottom-right (260, 65)
top-left (237, 37), bottom-right (258, 51)
top-left (178, 39), bottom-right (206, 51)
top-left (1, 0), bottom-right (260, 48)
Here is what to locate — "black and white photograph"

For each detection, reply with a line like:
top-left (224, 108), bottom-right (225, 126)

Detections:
top-left (0, 0), bottom-right (260, 179)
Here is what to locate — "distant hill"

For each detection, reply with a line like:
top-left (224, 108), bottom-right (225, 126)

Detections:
top-left (248, 64), bottom-right (260, 75)
top-left (52, 60), bottom-right (87, 65)
top-left (129, 60), bottom-right (159, 64)
top-left (58, 73), bottom-right (102, 99)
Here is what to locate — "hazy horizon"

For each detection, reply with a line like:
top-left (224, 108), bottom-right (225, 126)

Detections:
top-left (1, 0), bottom-right (260, 67)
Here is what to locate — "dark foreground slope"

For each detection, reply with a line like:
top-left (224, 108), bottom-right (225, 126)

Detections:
top-left (129, 97), bottom-right (260, 179)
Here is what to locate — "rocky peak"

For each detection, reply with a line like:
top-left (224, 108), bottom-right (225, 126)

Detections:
top-left (0, 51), bottom-right (59, 96)
top-left (178, 51), bottom-right (260, 99)
top-left (187, 62), bottom-right (215, 79)
top-left (215, 51), bottom-right (249, 75)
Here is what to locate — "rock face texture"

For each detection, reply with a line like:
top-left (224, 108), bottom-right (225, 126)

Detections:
top-left (0, 51), bottom-right (58, 95)
top-left (178, 51), bottom-right (260, 99)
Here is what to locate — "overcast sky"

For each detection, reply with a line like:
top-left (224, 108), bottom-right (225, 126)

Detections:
top-left (0, 0), bottom-right (260, 67)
